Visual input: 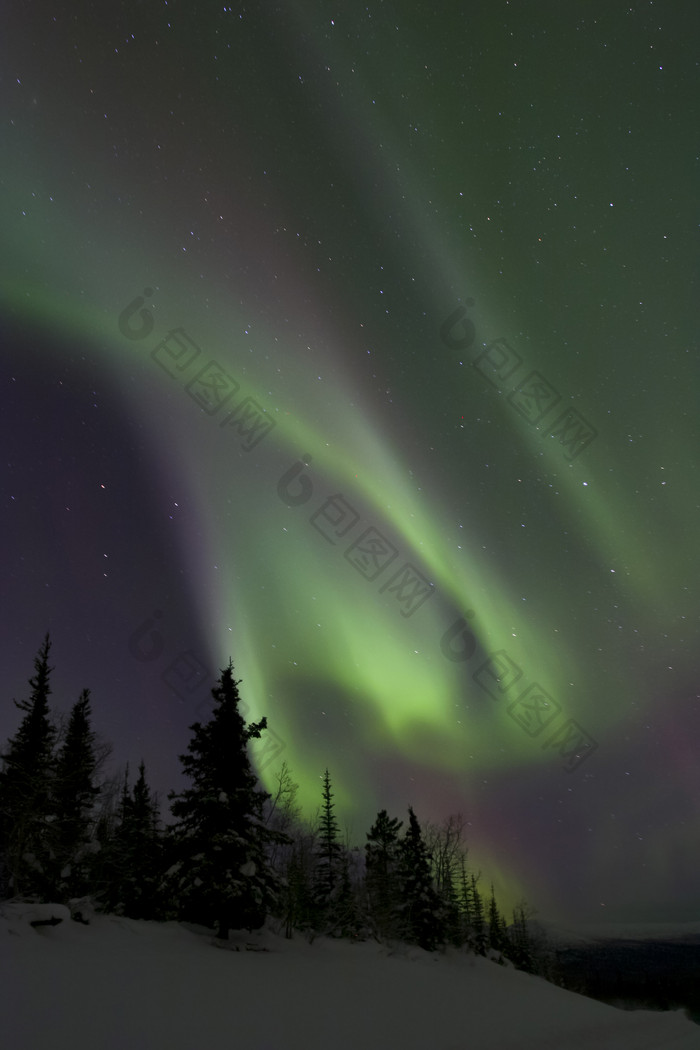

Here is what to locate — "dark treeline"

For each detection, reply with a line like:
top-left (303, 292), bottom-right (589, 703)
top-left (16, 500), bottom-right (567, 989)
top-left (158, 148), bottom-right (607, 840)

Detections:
top-left (0, 635), bottom-right (545, 972)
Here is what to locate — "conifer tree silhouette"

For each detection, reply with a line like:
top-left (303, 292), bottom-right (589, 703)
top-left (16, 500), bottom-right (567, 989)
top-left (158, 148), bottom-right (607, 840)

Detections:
top-left (470, 873), bottom-right (487, 955)
top-left (311, 769), bottom-right (358, 937)
top-left (365, 809), bottom-right (403, 941)
top-left (100, 761), bottom-right (163, 919)
top-left (397, 807), bottom-right (443, 950)
top-left (0, 634), bottom-right (57, 898)
top-left (167, 660), bottom-right (285, 939)
top-left (487, 883), bottom-right (508, 955)
top-left (315, 768), bottom-right (343, 902)
top-left (47, 688), bottom-right (101, 900)
top-left (510, 902), bottom-right (535, 972)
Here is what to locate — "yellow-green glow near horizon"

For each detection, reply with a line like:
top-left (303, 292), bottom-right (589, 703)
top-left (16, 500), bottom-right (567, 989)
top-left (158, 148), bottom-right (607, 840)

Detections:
top-left (1, 266), bottom-right (624, 821)
top-left (2, 201), bottom-right (692, 813)
top-left (3, 0), bottom-right (698, 926)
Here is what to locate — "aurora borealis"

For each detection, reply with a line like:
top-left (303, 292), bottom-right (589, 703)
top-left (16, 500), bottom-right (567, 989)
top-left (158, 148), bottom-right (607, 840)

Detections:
top-left (2, 2), bottom-right (698, 925)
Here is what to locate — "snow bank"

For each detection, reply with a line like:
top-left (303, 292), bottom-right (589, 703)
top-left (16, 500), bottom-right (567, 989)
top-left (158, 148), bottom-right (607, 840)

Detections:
top-left (1, 907), bottom-right (698, 1049)
top-left (1, 900), bottom-right (71, 931)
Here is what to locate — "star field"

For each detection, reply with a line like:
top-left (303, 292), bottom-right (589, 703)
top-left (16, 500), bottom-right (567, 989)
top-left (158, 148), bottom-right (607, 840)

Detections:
top-left (1, 2), bottom-right (699, 924)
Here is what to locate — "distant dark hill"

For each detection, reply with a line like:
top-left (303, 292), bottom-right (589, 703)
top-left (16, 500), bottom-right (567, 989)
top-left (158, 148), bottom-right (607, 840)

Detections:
top-left (549, 935), bottom-right (700, 1024)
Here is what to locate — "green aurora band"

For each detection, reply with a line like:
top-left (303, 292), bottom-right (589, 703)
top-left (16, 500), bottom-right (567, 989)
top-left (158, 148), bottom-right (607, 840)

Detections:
top-left (2, 36), bottom-right (696, 917)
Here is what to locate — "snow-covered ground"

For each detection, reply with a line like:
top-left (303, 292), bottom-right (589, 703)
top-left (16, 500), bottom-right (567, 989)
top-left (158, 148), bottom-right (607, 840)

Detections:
top-left (2, 903), bottom-right (698, 1050)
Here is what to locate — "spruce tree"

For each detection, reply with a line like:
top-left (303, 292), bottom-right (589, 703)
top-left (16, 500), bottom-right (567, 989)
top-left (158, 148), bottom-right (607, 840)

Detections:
top-left (440, 862), bottom-right (462, 947)
top-left (470, 873), bottom-right (487, 955)
top-left (397, 807), bottom-right (443, 951)
top-left (312, 769), bottom-right (358, 936)
top-left (100, 762), bottom-right (163, 919)
top-left (47, 689), bottom-right (101, 901)
top-left (457, 855), bottom-right (472, 934)
top-left (364, 809), bottom-right (403, 941)
top-left (487, 884), bottom-right (508, 955)
top-left (333, 847), bottom-right (361, 938)
top-left (129, 762), bottom-right (163, 916)
top-left (509, 902), bottom-right (535, 972)
top-left (315, 769), bottom-right (342, 901)
top-left (0, 634), bottom-right (57, 898)
top-left (166, 660), bottom-right (285, 939)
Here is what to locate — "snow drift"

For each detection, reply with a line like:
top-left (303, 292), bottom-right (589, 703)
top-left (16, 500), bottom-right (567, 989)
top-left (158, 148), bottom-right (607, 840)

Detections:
top-left (2, 903), bottom-right (698, 1049)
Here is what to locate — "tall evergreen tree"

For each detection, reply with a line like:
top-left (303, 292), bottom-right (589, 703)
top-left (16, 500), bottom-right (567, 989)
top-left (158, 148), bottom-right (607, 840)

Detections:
top-left (487, 884), bottom-right (508, 954)
top-left (457, 854), bottom-right (473, 931)
top-left (0, 634), bottom-right (57, 898)
top-left (509, 902), bottom-right (535, 972)
top-left (333, 847), bottom-right (361, 939)
top-left (440, 862), bottom-right (463, 947)
top-left (364, 809), bottom-right (403, 941)
top-left (315, 769), bottom-right (342, 901)
top-left (311, 769), bottom-right (358, 936)
top-left (397, 807), bottom-right (443, 951)
top-left (47, 688), bottom-right (101, 901)
top-left (166, 661), bottom-right (285, 939)
top-left (99, 761), bottom-right (163, 919)
top-left (469, 873), bottom-right (487, 955)
top-left (129, 761), bottom-right (163, 915)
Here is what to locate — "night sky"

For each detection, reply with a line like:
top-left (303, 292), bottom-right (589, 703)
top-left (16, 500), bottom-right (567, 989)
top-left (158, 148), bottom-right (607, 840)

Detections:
top-left (2, 2), bottom-right (698, 925)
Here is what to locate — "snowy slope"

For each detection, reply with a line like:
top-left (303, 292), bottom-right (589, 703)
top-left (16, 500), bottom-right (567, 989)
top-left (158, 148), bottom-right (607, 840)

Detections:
top-left (2, 905), bottom-right (698, 1050)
